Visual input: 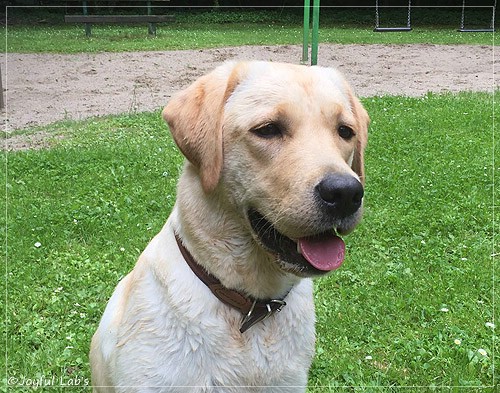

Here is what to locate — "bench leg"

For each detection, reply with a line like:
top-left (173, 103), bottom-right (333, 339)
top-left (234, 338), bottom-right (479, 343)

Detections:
top-left (85, 23), bottom-right (92, 37)
top-left (148, 22), bottom-right (156, 36)
top-left (83, 0), bottom-right (91, 37)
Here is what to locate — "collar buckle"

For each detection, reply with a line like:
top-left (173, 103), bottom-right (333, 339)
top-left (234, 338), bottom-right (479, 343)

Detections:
top-left (240, 299), bottom-right (287, 333)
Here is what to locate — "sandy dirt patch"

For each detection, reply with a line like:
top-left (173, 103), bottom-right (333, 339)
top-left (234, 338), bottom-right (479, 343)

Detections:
top-left (2, 44), bottom-right (497, 135)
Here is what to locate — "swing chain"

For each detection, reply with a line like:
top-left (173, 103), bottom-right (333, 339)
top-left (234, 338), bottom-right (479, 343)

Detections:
top-left (460, 0), bottom-right (466, 30)
top-left (491, 0), bottom-right (497, 30)
top-left (407, 0), bottom-right (412, 29)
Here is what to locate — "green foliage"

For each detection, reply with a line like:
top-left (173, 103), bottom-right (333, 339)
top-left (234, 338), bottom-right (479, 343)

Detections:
top-left (176, 9), bottom-right (304, 25)
top-left (4, 92), bottom-right (497, 389)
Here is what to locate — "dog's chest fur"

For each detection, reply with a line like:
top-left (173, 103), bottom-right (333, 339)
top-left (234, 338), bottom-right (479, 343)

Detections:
top-left (102, 213), bottom-right (316, 392)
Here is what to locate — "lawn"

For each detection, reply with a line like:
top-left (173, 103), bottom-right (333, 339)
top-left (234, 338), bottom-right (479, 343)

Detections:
top-left (3, 91), bottom-right (497, 390)
top-left (3, 8), bottom-right (498, 53)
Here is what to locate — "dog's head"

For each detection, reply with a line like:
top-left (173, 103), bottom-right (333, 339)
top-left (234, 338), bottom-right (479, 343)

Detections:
top-left (163, 61), bottom-right (369, 277)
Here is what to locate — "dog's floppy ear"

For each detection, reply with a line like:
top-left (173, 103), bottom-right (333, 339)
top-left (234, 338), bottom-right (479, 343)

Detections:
top-left (348, 90), bottom-right (369, 185)
top-left (162, 62), bottom-right (244, 193)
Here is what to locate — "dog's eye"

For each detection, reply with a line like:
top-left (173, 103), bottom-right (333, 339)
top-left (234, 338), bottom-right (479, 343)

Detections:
top-left (338, 125), bottom-right (355, 140)
top-left (251, 123), bottom-right (283, 139)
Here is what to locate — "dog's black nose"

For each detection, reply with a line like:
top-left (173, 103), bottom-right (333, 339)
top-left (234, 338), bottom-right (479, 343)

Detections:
top-left (315, 173), bottom-right (364, 218)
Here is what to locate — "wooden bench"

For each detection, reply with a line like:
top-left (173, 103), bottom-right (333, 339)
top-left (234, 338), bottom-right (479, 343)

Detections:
top-left (65, 0), bottom-right (175, 36)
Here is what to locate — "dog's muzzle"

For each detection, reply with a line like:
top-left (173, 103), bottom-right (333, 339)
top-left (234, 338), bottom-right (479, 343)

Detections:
top-left (248, 173), bottom-right (364, 276)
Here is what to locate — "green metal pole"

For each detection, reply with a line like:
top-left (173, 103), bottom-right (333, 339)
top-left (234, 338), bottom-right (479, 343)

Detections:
top-left (302, 0), bottom-right (310, 64)
top-left (311, 0), bottom-right (320, 66)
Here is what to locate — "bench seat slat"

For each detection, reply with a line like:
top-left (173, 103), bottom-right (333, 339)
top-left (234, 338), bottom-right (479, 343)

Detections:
top-left (65, 15), bottom-right (174, 24)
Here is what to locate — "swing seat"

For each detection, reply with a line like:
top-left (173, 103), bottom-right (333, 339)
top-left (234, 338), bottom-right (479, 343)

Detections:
top-left (458, 28), bottom-right (495, 32)
top-left (374, 27), bottom-right (412, 32)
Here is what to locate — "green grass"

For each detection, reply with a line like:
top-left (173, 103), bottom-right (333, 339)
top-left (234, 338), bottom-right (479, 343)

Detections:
top-left (4, 8), bottom-right (498, 53)
top-left (3, 114), bottom-right (183, 391)
top-left (3, 92), bottom-right (497, 390)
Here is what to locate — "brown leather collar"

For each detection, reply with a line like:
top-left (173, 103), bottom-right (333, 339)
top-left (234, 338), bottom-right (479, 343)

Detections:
top-left (175, 234), bottom-right (287, 333)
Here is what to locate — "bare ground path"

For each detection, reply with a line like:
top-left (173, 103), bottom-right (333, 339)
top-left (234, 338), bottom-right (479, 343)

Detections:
top-left (2, 44), bottom-right (497, 134)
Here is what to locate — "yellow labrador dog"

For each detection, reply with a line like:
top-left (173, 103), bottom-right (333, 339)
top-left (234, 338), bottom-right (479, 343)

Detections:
top-left (90, 61), bottom-right (369, 392)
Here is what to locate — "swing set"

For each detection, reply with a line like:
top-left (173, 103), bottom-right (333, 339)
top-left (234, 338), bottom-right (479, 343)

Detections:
top-left (303, 1), bottom-right (496, 65)
top-left (374, 0), bottom-right (412, 32)
top-left (374, 0), bottom-right (496, 33)
top-left (458, 0), bottom-right (496, 32)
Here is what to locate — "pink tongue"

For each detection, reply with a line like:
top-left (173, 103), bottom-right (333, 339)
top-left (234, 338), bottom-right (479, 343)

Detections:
top-left (298, 234), bottom-right (345, 272)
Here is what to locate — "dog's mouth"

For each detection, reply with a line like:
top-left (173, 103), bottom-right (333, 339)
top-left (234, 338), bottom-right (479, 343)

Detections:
top-left (247, 209), bottom-right (346, 276)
